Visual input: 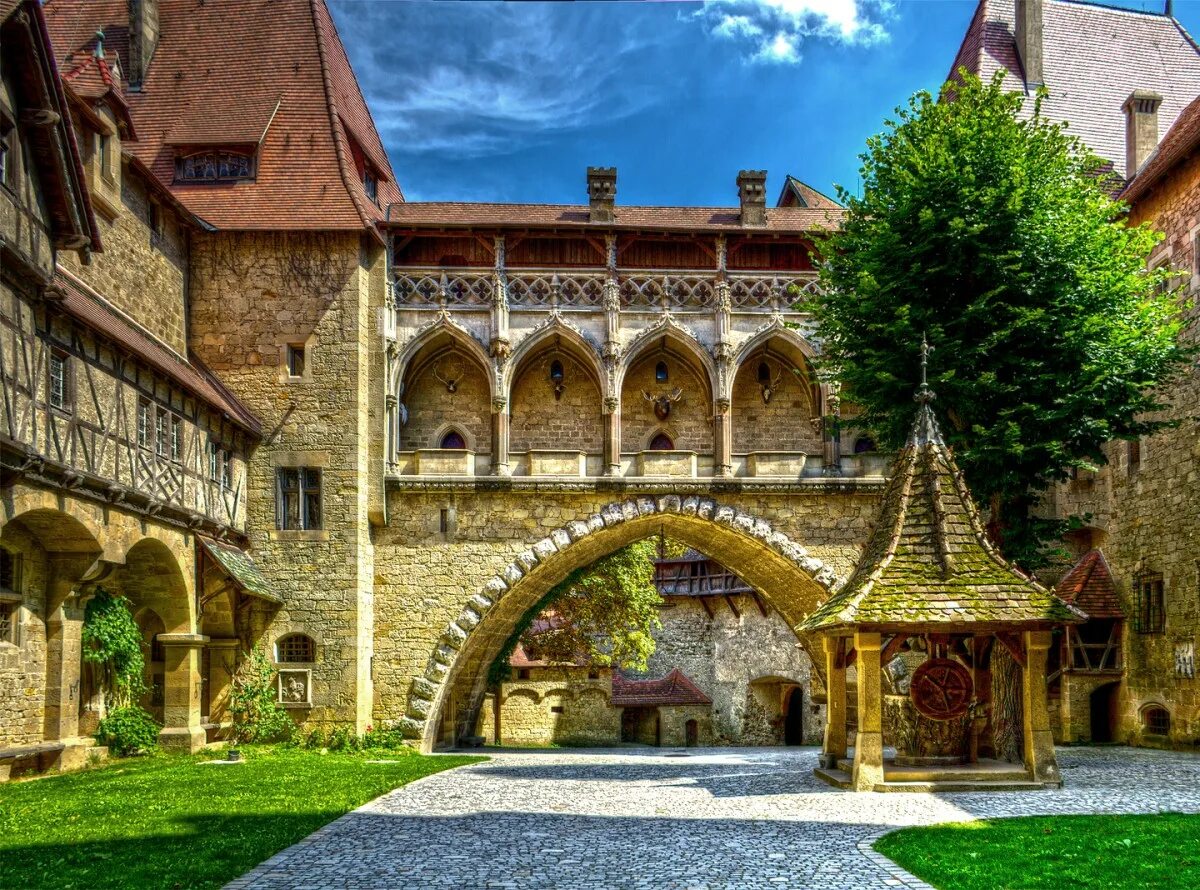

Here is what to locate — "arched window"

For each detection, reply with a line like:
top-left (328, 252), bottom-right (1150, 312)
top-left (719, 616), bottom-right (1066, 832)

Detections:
top-left (854, 437), bottom-right (877, 454)
top-left (1141, 704), bottom-right (1170, 736)
top-left (277, 633), bottom-right (316, 664)
top-left (440, 430), bottom-right (467, 450)
top-left (655, 360), bottom-right (669, 383)
top-left (649, 432), bottom-right (674, 451)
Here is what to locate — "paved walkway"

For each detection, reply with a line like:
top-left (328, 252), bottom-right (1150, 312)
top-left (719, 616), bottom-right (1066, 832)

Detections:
top-left (228, 746), bottom-right (1200, 889)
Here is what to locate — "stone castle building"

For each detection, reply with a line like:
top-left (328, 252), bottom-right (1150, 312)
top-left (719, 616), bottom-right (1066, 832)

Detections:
top-left (2, 0), bottom-right (1200, 776)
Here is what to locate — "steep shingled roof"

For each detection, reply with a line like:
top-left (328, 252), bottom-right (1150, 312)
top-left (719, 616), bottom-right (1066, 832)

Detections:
top-left (43, 0), bottom-right (402, 233)
top-left (1121, 93), bottom-right (1200, 204)
top-left (775, 175), bottom-right (843, 210)
top-left (611, 669), bottom-right (712, 707)
top-left (949, 0), bottom-right (1200, 179)
top-left (801, 389), bottom-right (1084, 632)
top-left (385, 202), bottom-right (843, 233)
top-left (1054, 549), bottom-right (1123, 620)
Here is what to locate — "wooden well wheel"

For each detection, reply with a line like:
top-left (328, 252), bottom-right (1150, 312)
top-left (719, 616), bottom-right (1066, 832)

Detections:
top-left (909, 658), bottom-right (973, 721)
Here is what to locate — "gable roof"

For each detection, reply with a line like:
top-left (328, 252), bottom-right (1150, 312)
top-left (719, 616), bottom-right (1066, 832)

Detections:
top-left (801, 390), bottom-right (1084, 632)
top-left (950, 0), bottom-right (1200, 179)
top-left (611, 669), bottom-right (712, 707)
top-left (42, 0), bottom-right (402, 234)
top-left (1054, 549), bottom-right (1123, 620)
top-left (385, 202), bottom-right (843, 234)
top-left (60, 48), bottom-right (136, 139)
top-left (1, 0), bottom-right (99, 257)
top-left (775, 175), bottom-right (843, 210)
top-left (1121, 93), bottom-right (1200, 204)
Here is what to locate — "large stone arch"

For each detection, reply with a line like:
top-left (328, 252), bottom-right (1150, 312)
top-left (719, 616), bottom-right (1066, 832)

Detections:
top-left (400, 495), bottom-right (841, 751)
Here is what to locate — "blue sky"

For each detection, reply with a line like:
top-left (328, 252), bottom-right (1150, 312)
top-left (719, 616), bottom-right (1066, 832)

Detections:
top-left (329, 0), bottom-right (1200, 206)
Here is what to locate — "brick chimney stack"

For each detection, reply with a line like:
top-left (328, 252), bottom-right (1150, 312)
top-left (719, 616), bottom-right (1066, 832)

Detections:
top-left (737, 170), bottom-right (767, 227)
top-left (587, 167), bottom-right (617, 223)
top-left (1124, 90), bottom-right (1163, 178)
top-left (127, 0), bottom-right (160, 90)
top-left (1015, 0), bottom-right (1043, 88)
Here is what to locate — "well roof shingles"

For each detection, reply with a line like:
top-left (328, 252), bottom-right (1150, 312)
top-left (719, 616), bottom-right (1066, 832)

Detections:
top-left (801, 398), bottom-right (1084, 632)
top-left (43, 0), bottom-right (401, 232)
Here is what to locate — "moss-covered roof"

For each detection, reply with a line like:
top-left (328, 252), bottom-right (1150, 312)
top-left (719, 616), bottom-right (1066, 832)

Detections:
top-left (800, 397), bottom-right (1085, 632)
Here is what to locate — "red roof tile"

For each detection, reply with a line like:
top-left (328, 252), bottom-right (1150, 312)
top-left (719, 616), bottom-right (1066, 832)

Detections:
top-left (776, 175), bottom-right (843, 210)
top-left (611, 669), bottom-right (712, 708)
top-left (54, 267), bottom-right (261, 435)
top-left (43, 0), bottom-right (402, 233)
top-left (385, 202), bottom-right (843, 233)
top-left (1122, 94), bottom-right (1200, 203)
top-left (1055, 549), bottom-right (1123, 620)
top-left (952, 0), bottom-right (1200, 179)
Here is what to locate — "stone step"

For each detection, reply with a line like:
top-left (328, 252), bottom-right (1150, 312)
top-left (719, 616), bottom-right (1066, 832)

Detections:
top-left (873, 779), bottom-right (1050, 793)
top-left (813, 767), bottom-right (852, 789)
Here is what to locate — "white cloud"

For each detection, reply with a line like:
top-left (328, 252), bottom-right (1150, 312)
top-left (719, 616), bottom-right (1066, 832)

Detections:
top-left (695, 0), bottom-right (892, 65)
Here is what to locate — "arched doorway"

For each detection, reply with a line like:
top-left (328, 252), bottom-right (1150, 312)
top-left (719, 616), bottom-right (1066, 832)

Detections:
top-left (784, 687), bottom-right (804, 745)
top-left (1090, 682), bottom-right (1120, 743)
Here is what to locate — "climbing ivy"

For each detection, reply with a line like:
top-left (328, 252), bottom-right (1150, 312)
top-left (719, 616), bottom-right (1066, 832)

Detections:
top-left (81, 588), bottom-right (146, 710)
top-left (228, 647), bottom-right (295, 744)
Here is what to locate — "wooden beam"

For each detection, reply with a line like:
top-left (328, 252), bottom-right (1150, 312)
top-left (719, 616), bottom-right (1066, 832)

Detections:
top-left (996, 632), bottom-right (1026, 668)
top-left (724, 594), bottom-right (741, 619)
top-left (698, 596), bottom-right (714, 619)
top-left (750, 590), bottom-right (769, 617)
top-left (880, 633), bottom-right (907, 665)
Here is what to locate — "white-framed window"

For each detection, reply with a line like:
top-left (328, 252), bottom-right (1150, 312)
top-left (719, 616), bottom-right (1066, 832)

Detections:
top-left (48, 350), bottom-right (70, 412)
top-left (154, 409), bottom-right (168, 456)
top-left (170, 415), bottom-right (182, 461)
top-left (137, 399), bottom-right (152, 449)
top-left (277, 468), bottom-right (322, 530)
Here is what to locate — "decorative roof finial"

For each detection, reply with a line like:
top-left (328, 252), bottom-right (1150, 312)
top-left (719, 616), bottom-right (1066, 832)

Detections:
top-left (94, 30), bottom-right (105, 59)
top-left (916, 332), bottom-right (935, 404)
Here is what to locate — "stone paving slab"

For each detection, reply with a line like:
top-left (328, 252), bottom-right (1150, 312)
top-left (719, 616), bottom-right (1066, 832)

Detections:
top-left (226, 746), bottom-right (1200, 890)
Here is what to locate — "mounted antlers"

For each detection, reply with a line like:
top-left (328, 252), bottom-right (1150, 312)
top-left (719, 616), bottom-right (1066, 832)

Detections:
top-left (761, 367), bottom-right (783, 404)
top-left (643, 387), bottom-right (683, 420)
top-left (433, 357), bottom-right (465, 393)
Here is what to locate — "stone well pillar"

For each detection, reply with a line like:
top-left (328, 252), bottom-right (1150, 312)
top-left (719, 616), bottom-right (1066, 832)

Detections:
top-left (1022, 630), bottom-right (1061, 785)
top-left (158, 633), bottom-right (208, 752)
top-left (852, 630), bottom-right (884, 791)
top-left (490, 398), bottom-right (510, 477)
top-left (822, 635), bottom-right (847, 761)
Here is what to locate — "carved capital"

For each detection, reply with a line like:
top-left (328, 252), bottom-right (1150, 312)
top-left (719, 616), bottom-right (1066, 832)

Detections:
top-left (489, 337), bottom-right (511, 360)
top-left (714, 341), bottom-right (734, 364)
top-left (491, 397), bottom-right (508, 414)
top-left (603, 396), bottom-right (620, 414)
top-left (715, 397), bottom-right (731, 415)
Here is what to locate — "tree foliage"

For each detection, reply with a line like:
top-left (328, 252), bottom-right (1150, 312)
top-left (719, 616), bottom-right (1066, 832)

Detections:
top-left (809, 72), bottom-right (1190, 568)
top-left (489, 540), bottom-right (663, 685)
top-left (82, 588), bottom-right (146, 710)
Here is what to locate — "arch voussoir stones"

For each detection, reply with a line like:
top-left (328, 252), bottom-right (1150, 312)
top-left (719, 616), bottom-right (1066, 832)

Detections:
top-left (398, 498), bottom-right (844, 744)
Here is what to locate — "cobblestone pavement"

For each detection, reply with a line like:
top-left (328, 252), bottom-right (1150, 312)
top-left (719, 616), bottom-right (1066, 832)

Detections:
top-left (228, 746), bottom-right (1200, 889)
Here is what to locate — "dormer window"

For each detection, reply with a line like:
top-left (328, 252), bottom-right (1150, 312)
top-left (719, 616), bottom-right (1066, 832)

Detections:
top-left (175, 150), bottom-right (254, 183)
top-left (363, 168), bottom-right (378, 203)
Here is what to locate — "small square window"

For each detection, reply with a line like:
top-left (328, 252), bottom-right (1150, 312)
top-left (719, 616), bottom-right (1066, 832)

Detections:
top-left (48, 351), bottom-right (70, 412)
top-left (550, 705), bottom-right (564, 714)
top-left (287, 344), bottom-right (305, 378)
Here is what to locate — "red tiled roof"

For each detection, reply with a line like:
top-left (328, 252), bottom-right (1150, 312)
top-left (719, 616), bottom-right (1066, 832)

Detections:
top-left (54, 267), bottom-right (261, 435)
top-left (611, 669), bottom-right (712, 708)
top-left (165, 96), bottom-right (280, 147)
top-left (1055, 549), bottom-right (1123, 620)
top-left (776, 175), bottom-right (843, 210)
top-left (951, 0), bottom-right (1200, 179)
top-left (1122, 94), bottom-right (1200, 204)
top-left (385, 202), bottom-right (843, 233)
top-left (43, 0), bottom-right (402, 233)
top-left (61, 51), bottom-right (136, 138)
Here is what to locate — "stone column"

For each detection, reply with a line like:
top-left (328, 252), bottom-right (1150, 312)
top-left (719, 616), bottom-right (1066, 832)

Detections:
top-left (852, 630), bottom-right (884, 791)
top-left (713, 398), bottom-right (732, 478)
top-left (42, 556), bottom-right (95, 742)
top-left (158, 633), bottom-right (208, 752)
top-left (490, 398), bottom-right (510, 477)
top-left (603, 396), bottom-right (621, 477)
top-left (822, 635), bottom-right (847, 761)
top-left (1022, 630), bottom-right (1061, 784)
top-left (205, 638), bottom-right (239, 727)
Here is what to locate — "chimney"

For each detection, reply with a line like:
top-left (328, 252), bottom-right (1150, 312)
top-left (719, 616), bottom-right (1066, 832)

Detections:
top-left (1124, 90), bottom-right (1163, 178)
top-left (587, 167), bottom-right (617, 223)
top-left (127, 0), bottom-right (160, 90)
top-left (737, 170), bottom-right (767, 227)
top-left (1015, 0), bottom-right (1043, 88)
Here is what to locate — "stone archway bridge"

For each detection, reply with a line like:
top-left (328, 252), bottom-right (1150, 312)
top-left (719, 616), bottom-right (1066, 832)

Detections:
top-left (372, 477), bottom-right (886, 751)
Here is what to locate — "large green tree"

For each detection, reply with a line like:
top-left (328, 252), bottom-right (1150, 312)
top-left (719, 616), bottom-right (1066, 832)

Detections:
top-left (810, 72), bottom-right (1189, 569)
top-left (490, 540), bottom-right (663, 684)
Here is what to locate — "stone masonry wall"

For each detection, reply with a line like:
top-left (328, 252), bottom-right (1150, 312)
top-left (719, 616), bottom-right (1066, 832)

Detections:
top-left (57, 159), bottom-right (189, 357)
top-left (730, 359), bottom-right (821, 455)
top-left (510, 354), bottom-right (604, 455)
top-left (401, 349), bottom-right (492, 453)
top-left (620, 353), bottom-right (711, 452)
top-left (0, 522), bottom-right (49, 748)
top-left (188, 231), bottom-right (382, 731)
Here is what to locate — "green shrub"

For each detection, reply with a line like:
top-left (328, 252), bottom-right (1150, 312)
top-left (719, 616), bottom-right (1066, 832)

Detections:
top-left (96, 706), bottom-right (161, 756)
top-left (228, 648), bottom-right (295, 744)
top-left (327, 726), bottom-right (360, 752)
top-left (361, 726), bottom-right (414, 753)
top-left (81, 588), bottom-right (146, 709)
top-left (305, 728), bottom-right (327, 750)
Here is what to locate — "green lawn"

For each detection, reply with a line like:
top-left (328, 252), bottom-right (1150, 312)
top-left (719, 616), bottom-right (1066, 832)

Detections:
top-left (0, 747), bottom-right (483, 890)
top-left (875, 813), bottom-right (1200, 890)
